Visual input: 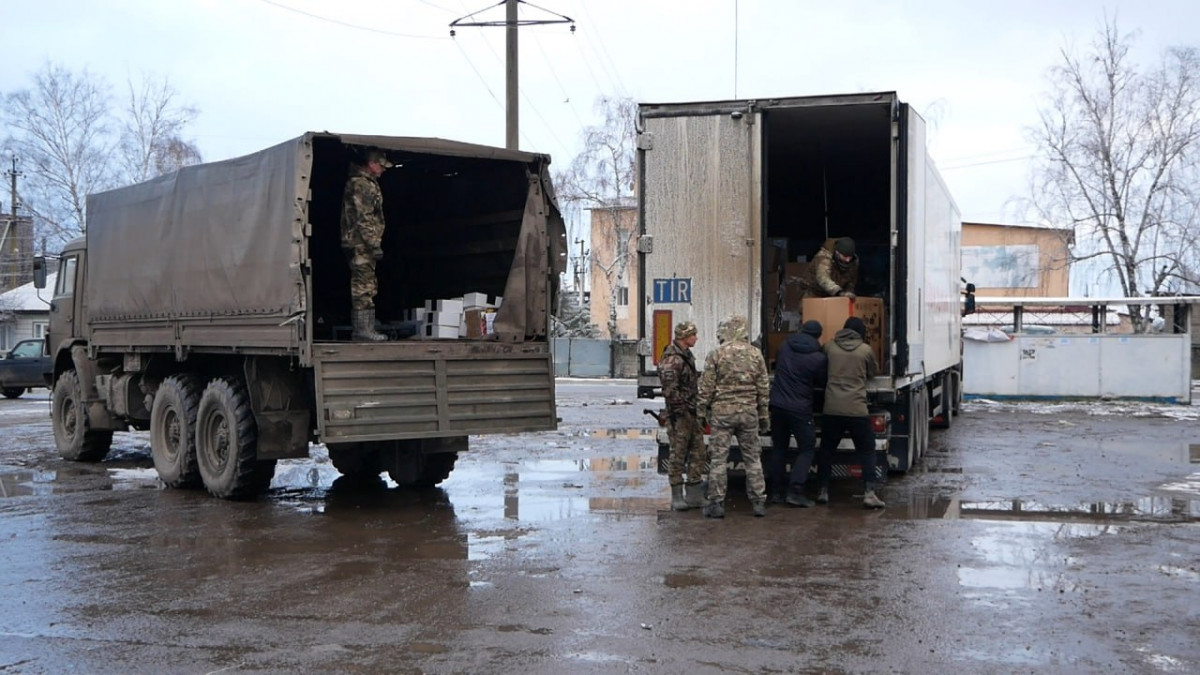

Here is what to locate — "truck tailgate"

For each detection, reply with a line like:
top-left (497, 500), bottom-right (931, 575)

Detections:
top-left (313, 341), bottom-right (556, 443)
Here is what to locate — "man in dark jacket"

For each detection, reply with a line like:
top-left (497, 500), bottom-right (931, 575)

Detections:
top-left (766, 320), bottom-right (828, 507)
top-left (818, 316), bottom-right (885, 508)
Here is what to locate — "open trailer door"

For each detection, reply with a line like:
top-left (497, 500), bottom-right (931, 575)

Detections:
top-left (637, 102), bottom-right (763, 390)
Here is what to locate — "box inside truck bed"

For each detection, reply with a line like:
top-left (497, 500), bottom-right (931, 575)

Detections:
top-left (760, 101), bottom-right (895, 373)
top-left (305, 135), bottom-right (544, 341)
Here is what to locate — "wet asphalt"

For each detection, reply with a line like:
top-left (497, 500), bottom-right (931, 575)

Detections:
top-left (0, 381), bottom-right (1198, 674)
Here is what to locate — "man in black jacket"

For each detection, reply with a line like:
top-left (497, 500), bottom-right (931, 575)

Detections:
top-left (766, 320), bottom-right (828, 507)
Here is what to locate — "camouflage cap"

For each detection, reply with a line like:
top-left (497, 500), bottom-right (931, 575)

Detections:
top-left (366, 149), bottom-right (395, 168)
top-left (674, 321), bottom-right (697, 339)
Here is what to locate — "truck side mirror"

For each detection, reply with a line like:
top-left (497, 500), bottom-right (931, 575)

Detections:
top-left (33, 256), bottom-right (47, 290)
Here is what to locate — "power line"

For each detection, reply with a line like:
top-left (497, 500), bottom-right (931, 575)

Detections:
top-left (575, 1), bottom-right (628, 96)
top-left (452, 38), bottom-right (538, 150)
top-left (255, 0), bottom-right (448, 39)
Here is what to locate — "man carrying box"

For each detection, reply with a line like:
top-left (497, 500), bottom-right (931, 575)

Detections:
top-left (799, 237), bottom-right (859, 300)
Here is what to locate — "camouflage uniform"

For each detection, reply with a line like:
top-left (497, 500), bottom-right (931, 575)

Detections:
top-left (798, 240), bottom-right (859, 298)
top-left (659, 325), bottom-right (706, 488)
top-left (340, 163), bottom-right (387, 311)
top-left (697, 315), bottom-right (770, 510)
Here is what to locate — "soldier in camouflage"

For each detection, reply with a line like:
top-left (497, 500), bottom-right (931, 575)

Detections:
top-left (340, 148), bottom-right (394, 341)
top-left (696, 315), bottom-right (771, 518)
top-left (659, 321), bottom-right (707, 511)
top-left (798, 237), bottom-right (859, 299)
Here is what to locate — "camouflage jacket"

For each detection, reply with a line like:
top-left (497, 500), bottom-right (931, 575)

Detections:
top-left (340, 165), bottom-right (385, 255)
top-left (799, 246), bottom-right (858, 297)
top-left (697, 316), bottom-right (769, 418)
top-left (658, 341), bottom-right (699, 416)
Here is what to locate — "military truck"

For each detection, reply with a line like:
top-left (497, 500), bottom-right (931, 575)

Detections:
top-left (35, 133), bottom-right (565, 499)
top-left (636, 92), bottom-right (970, 477)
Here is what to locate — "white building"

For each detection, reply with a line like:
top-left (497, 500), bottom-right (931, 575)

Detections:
top-left (0, 273), bottom-right (55, 351)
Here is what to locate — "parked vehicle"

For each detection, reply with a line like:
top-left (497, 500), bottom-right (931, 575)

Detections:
top-left (635, 92), bottom-right (972, 477)
top-left (36, 132), bottom-right (566, 499)
top-left (0, 337), bottom-right (51, 399)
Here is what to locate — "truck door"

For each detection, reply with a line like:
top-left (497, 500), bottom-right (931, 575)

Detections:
top-left (638, 105), bottom-right (763, 378)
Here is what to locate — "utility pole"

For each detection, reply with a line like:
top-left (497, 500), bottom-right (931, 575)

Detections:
top-left (450, 0), bottom-right (574, 151)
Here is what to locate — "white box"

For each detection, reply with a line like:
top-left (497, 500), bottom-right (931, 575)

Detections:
top-left (463, 291), bottom-right (490, 308)
top-left (434, 298), bottom-right (464, 315)
top-left (427, 310), bottom-right (460, 327)
top-left (411, 307), bottom-right (428, 323)
top-left (424, 324), bottom-right (459, 339)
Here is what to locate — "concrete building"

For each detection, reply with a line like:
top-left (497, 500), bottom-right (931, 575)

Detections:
top-left (962, 221), bottom-right (1073, 297)
top-left (587, 203), bottom-right (639, 340)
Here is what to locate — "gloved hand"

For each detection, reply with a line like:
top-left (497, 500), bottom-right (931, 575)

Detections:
top-left (758, 417), bottom-right (771, 435)
top-left (839, 290), bottom-right (856, 299)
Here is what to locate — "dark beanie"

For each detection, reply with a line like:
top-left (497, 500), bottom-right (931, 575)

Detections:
top-left (844, 316), bottom-right (867, 340)
top-left (801, 320), bottom-right (823, 337)
top-left (834, 237), bottom-right (856, 256)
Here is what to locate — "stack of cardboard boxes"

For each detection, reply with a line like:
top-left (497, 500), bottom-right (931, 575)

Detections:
top-left (410, 292), bottom-right (500, 339)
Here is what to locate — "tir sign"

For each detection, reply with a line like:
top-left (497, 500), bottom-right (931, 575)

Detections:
top-left (653, 278), bottom-right (692, 304)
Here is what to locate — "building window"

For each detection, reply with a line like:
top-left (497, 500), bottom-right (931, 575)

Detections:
top-left (33, 322), bottom-right (48, 339)
top-left (617, 286), bottom-right (629, 307)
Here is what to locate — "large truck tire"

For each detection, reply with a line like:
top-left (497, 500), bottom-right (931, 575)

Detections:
top-left (388, 450), bottom-right (458, 488)
top-left (52, 370), bottom-right (113, 462)
top-left (150, 374), bottom-right (204, 488)
top-left (327, 442), bottom-right (385, 480)
top-left (196, 377), bottom-right (274, 499)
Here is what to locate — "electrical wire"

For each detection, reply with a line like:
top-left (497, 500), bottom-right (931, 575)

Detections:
top-left (256, 0), bottom-right (448, 39)
top-left (575, 0), bottom-right (628, 96)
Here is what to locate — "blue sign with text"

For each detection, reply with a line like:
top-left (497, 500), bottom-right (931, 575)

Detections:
top-left (653, 278), bottom-right (692, 304)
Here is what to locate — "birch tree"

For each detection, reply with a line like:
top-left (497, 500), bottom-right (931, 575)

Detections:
top-left (555, 95), bottom-right (637, 339)
top-left (2, 63), bottom-right (202, 252)
top-left (1028, 19), bottom-right (1200, 328)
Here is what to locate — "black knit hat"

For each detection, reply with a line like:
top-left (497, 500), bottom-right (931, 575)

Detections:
top-left (801, 320), bottom-right (823, 337)
top-left (844, 316), bottom-right (867, 340)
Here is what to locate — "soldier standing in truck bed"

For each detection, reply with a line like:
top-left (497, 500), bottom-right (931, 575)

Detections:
top-left (341, 148), bottom-right (394, 341)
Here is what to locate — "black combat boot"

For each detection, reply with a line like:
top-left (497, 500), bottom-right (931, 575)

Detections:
top-left (703, 501), bottom-right (725, 519)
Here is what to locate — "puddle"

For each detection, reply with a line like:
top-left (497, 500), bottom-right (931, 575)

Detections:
top-left (107, 467), bottom-right (161, 490)
top-left (885, 496), bottom-right (1200, 524)
top-left (589, 427), bottom-right (658, 440)
top-left (0, 469), bottom-right (56, 497)
top-left (663, 571), bottom-right (707, 588)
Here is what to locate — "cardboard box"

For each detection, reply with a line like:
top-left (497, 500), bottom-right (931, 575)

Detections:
top-left (462, 291), bottom-right (490, 308)
top-left (427, 310), bottom-right (460, 327)
top-left (801, 296), bottom-right (885, 366)
top-left (461, 308), bottom-right (491, 337)
top-left (424, 324), bottom-right (459, 339)
top-left (767, 331), bottom-right (790, 366)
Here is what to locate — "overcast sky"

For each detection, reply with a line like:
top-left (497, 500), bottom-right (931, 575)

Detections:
top-left (4, 0), bottom-right (1198, 227)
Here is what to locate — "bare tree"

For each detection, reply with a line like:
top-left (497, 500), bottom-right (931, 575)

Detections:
top-left (555, 95), bottom-right (637, 340)
top-left (118, 74), bottom-right (201, 182)
top-left (1027, 18), bottom-right (1200, 329)
top-left (2, 62), bottom-right (115, 247)
top-left (2, 64), bottom-right (202, 253)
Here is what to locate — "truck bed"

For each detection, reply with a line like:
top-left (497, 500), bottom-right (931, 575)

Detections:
top-left (312, 340), bottom-right (556, 443)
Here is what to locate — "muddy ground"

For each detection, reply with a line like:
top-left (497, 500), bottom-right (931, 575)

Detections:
top-left (0, 380), bottom-right (1198, 674)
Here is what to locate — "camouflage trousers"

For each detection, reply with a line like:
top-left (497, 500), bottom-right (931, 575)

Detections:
top-left (706, 409), bottom-right (765, 504)
top-left (345, 248), bottom-right (378, 311)
top-left (666, 410), bottom-right (707, 487)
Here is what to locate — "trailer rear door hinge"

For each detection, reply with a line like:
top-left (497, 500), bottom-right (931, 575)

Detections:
top-left (637, 133), bottom-right (654, 151)
top-left (637, 235), bottom-right (654, 253)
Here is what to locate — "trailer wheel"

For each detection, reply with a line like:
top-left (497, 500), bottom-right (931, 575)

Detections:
top-left (2, 387), bottom-right (25, 399)
top-left (196, 377), bottom-right (273, 499)
top-left (388, 450), bottom-right (458, 488)
top-left (52, 370), bottom-right (113, 462)
top-left (328, 442), bottom-right (385, 480)
top-left (149, 375), bottom-right (204, 488)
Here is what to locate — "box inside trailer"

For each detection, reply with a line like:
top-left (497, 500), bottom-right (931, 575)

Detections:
top-left (305, 136), bottom-right (533, 340)
top-left (760, 101), bottom-right (894, 372)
